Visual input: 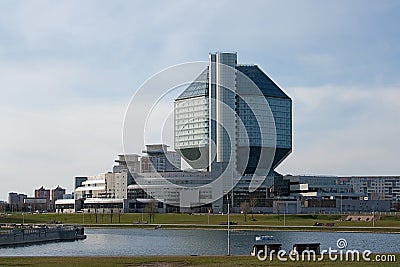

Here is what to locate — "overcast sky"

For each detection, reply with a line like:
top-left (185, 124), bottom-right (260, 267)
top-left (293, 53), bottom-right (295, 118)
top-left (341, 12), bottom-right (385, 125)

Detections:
top-left (0, 1), bottom-right (399, 200)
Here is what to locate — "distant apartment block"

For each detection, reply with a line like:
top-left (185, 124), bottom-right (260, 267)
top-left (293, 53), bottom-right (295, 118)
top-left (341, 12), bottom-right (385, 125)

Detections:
top-left (35, 186), bottom-right (50, 203)
top-left (8, 192), bottom-right (27, 209)
top-left (341, 176), bottom-right (400, 201)
top-left (51, 185), bottom-right (66, 204)
top-left (287, 175), bottom-right (400, 201)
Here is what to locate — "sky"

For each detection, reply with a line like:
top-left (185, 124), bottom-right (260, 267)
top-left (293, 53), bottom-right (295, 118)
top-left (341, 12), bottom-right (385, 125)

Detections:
top-left (0, 0), bottom-right (399, 200)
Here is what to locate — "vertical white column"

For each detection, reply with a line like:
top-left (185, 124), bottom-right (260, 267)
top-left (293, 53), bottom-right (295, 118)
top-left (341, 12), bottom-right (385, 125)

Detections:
top-left (215, 52), bottom-right (237, 163)
top-left (208, 53), bottom-right (217, 170)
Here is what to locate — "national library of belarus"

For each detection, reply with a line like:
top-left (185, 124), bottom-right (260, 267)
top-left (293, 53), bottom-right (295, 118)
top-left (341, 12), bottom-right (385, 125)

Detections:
top-left (9, 52), bottom-right (398, 214)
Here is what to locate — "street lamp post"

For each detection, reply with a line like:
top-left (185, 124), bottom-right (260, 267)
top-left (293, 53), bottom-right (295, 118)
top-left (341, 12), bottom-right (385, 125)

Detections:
top-left (372, 207), bottom-right (375, 228)
top-left (340, 194), bottom-right (343, 216)
top-left (283, 204), bottom-right (286, 226)
top-left (227, 193), bottom-right (230, 256)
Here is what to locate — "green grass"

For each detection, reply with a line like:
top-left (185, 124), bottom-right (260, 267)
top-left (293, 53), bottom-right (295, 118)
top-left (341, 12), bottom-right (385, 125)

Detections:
top-left (1, 213), bottom-right (399, 232)
top-left (0, 255), bottom-right (398, 267)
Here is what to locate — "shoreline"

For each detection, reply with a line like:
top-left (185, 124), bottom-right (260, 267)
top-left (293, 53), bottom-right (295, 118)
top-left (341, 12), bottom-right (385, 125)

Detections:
top-left (0, 255), bottom-right (399, 267)
top-left (2, 213), bottom-right (399, 234)
top-left (82, 223), bottom-right (400, 233)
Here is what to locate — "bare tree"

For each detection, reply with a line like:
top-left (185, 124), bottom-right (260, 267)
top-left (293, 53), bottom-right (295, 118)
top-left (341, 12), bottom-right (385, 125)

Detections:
top-left (145, 199), bottom-right (158, 223)
top-left (249, 196), bottom-right (257, 220)
top-left (275, 203), bottom-right (281, 221)
top-left (240, 201), bottom-right (250, 222)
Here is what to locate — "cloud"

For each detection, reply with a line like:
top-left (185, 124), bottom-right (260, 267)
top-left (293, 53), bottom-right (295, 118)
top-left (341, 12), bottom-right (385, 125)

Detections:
top-left (0, 1), bottom-right (399, 199)
top-left (0, 101), bottom-right (126, 196)
top-left (276, 85), bottom-right (400, 176)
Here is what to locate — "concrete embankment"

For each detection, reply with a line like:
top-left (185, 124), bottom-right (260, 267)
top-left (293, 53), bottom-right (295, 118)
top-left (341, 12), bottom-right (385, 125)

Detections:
top-left (0, 225), bottom-right (86, 247)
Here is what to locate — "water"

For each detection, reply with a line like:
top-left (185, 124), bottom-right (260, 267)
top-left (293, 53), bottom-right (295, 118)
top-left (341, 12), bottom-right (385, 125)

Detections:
top-left (0, 228), bottom-right (398, 256)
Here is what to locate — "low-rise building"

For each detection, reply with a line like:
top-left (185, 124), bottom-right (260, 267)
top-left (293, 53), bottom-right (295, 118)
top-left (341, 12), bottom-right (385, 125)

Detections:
top-left (24, 197), bottom-right (47, 212)
top-left (55, 199), bottom-right (76, 213)
top-left (70, 147), bottom-right (400, 214)
top-left (75, 172), bottom-right (128, 200)
top-left (342, 176), bottom-right (400, 201)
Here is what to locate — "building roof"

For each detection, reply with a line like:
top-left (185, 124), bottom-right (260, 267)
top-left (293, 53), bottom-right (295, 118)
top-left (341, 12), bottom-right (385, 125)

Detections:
top-left (55, 199), bottom-right (75, 204)
top-left (36, 186), bottom-right (49, 191)
top-left (83, 198), bottom-right (124, 204)
top-left (53, 185), bottom-right (65, 191)
top-left (236, 65), bottom-right (290, 99)
top-left (175, 65), bottom-right (290, 101)
top-left (175, 67), bottom-right (208, 100)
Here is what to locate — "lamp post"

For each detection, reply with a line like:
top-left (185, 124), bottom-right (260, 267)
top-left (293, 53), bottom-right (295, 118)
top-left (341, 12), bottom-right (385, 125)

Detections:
top-left (227, 193), bottom-right (230, 256)
top-left (340, 194), bottom-right (343, 216)
top-left (283, 204), bottom-right (286, 226)
top-left (372, 207), bottom-right (375, 228)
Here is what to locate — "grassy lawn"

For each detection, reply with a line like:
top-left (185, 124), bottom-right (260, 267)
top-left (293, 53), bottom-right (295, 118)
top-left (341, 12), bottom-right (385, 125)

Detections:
top-left (1, 213), bottom-right (399, 231)
top-left (0, 255), bottom-right (398, 267)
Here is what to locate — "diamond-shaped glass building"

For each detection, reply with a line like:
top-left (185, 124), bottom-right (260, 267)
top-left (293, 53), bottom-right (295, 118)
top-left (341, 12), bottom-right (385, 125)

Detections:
top-left (174, 52), bottom-right (292, 182)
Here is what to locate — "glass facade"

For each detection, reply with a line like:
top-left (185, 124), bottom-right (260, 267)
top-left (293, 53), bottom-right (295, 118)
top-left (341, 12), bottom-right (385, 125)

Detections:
top-left (266, 97), bottom-right (292, 149)
top-left (174, 68), bottom-right (210, 169)
top-left (236, 64), bottom-right (292, 170)
top-left (174, 96), bottom-right (209, 148)
top-left (174, 53), bottom-right (292, 175)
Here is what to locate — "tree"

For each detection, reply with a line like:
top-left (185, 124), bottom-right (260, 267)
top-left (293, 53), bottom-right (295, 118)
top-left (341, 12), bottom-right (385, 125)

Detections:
top-left (144, 199), bottom-right (158, 223)
top-left (118, 209), bottom-right (122, 223)
top-left (249, 196), bottom-right (257, 220)
top-left (240, 201), bottom-right (250, 222)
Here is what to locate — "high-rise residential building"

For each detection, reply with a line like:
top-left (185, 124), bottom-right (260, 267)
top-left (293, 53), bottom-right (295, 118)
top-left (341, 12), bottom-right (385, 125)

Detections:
top-left (34, 186), bottom-right (51, 210)
top-left (174, 52), bottom-right (292, 195)
top-left (51, 185), bottom-right (66, 203)
top-left (8, 192), bottom-right (27, 209)
top-left (34, 186), bottom-right (50, 203)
